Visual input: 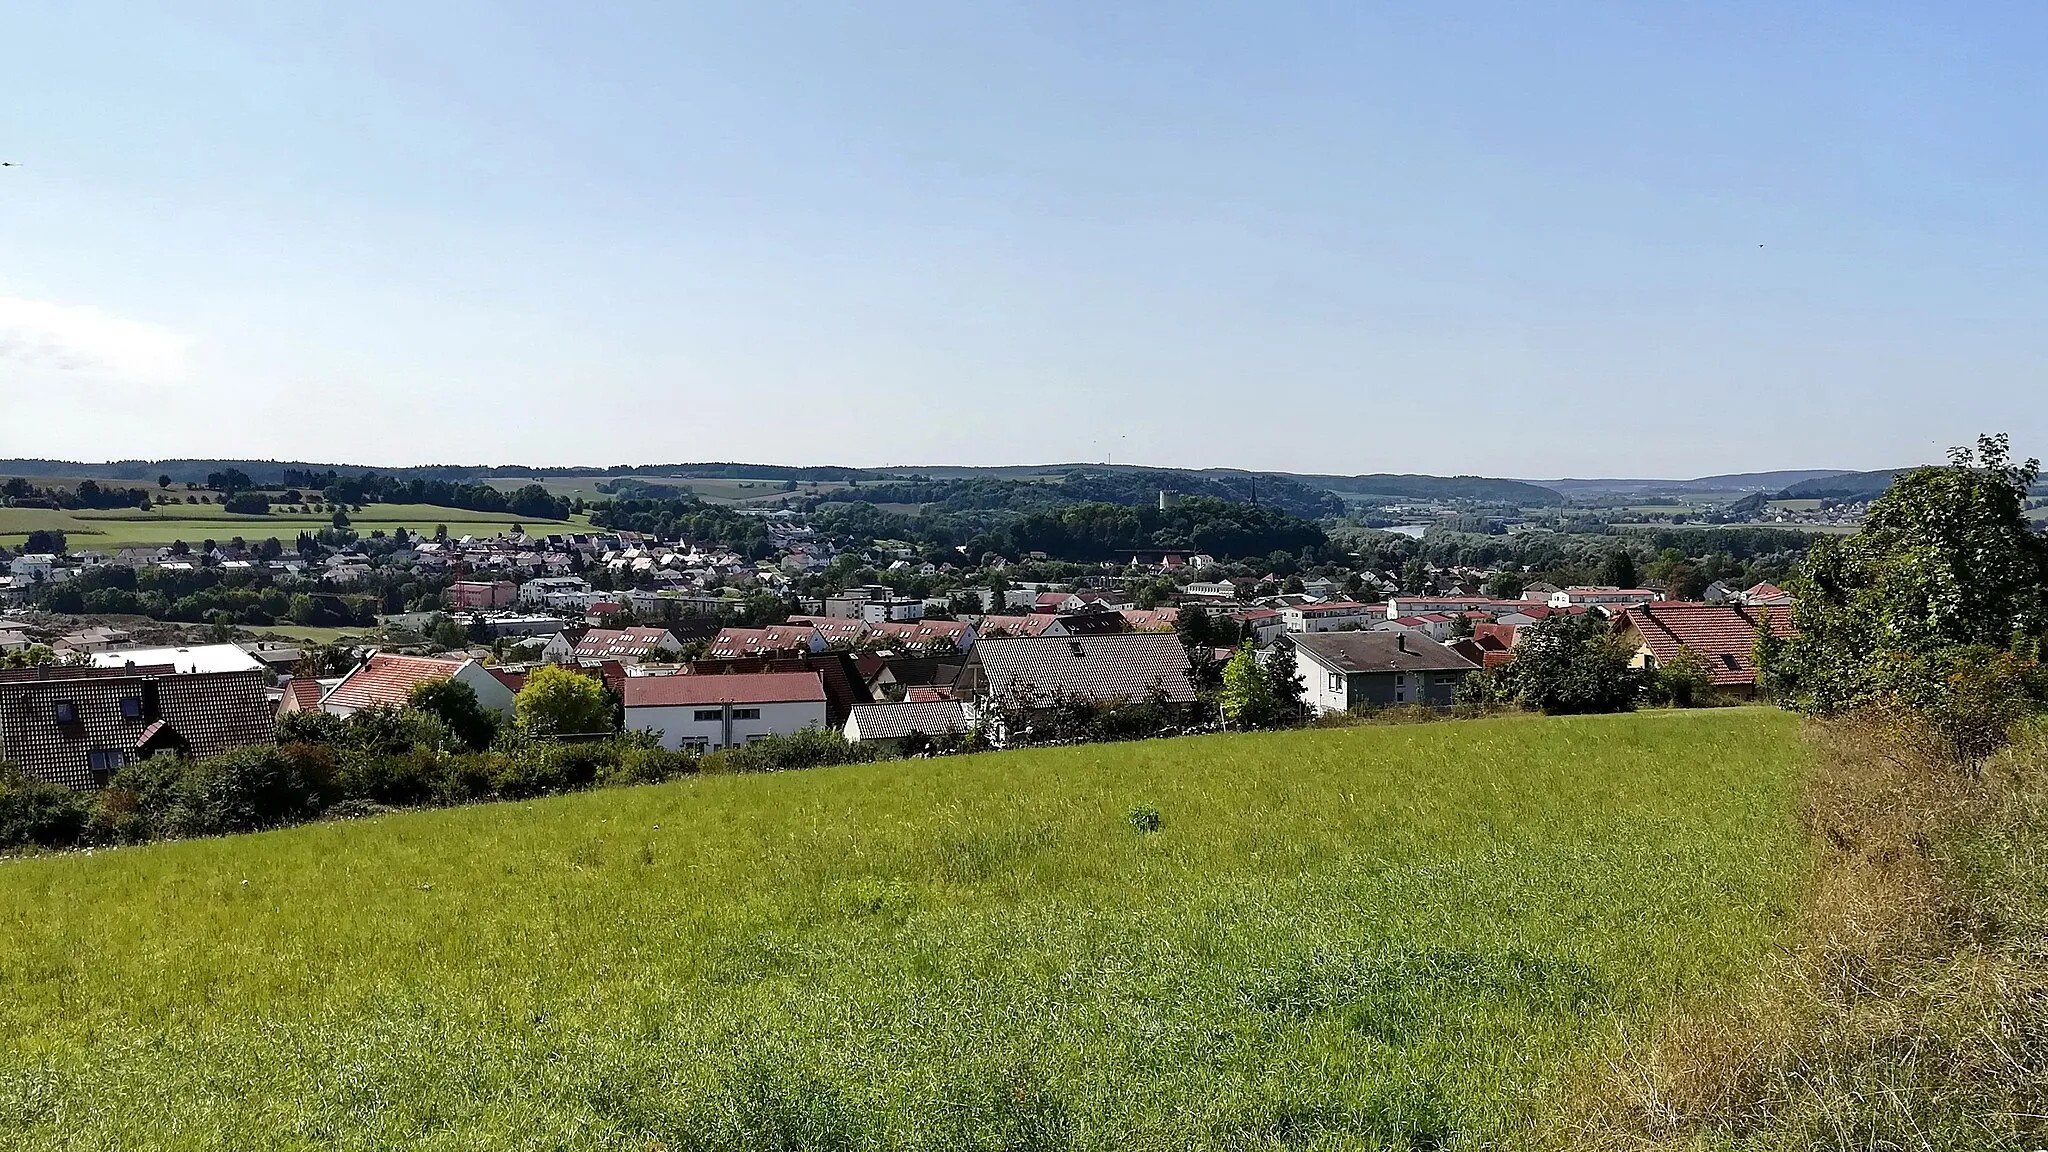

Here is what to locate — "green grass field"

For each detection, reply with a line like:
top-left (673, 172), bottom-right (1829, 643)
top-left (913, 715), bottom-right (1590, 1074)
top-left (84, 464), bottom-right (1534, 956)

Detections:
top-left (0, 505), bottom-right (584, 548)
top-left (481, 475), bottom-right (847, 506)
top-left (0, 710), bottom-right (1806, 1150)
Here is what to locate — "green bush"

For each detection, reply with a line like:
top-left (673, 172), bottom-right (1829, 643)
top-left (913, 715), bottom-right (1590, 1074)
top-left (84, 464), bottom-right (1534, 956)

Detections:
top-left (0, 765), bottom-right (90, 849)
top-left (597, 740), bottom-right (696, 787)
top-left (177, 746), bottom-right (337, 835)
top-left (710, 729), bottom-right (884, 774)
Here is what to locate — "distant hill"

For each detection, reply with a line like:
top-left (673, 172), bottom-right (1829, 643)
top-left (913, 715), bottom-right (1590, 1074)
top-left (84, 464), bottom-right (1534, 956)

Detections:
top-left (1776, 468), bottom-right (1918, 500)
top-left (1281, 472), bottom-right (1567, 506)
top-left (1536, 470), bottom-right (1852, 496)
top-left (0, 459), bottom-right (1564, 509)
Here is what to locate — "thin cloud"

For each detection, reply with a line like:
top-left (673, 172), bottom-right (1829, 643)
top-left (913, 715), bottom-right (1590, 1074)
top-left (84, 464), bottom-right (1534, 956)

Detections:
top-left (0, 296), bottom-right (191, 383)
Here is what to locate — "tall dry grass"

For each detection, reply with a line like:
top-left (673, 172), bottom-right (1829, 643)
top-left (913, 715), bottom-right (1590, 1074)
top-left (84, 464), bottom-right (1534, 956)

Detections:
top-left (1567, 713), bottom-right (2048, 1150)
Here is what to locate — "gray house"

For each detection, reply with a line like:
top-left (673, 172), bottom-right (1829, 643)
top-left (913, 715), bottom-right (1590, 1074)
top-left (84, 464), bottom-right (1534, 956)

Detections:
top-left (1290, 632), bottom-right (1478, 714)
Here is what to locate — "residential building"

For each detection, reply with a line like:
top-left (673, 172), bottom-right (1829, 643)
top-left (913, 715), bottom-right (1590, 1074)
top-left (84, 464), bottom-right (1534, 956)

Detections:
top-left (1120, 608), bottom-right (1180, 633)
top-left (8, 554), bottom-right (72, 584)
top-left (0, 667), bottom-right (275, 789)
top-left (707, 625), bottom-right (826, 659)
top-left (570, 626), bottom-right (686, 664)
top-left (624, 671), bottom-right (828, 752)
top-left (1231, 607), bottom-right (1286, 647)
top-left (319, 653), bottom-right (518, 719)
top-left (450, 580), bottom-right (518, 610)
top-left (90, 644), bottom-right (266, 676)
top-left (1291, 632), bottom-right (1478, 714)
top-left (1281, 601), bottom-right (1377, 633)
top-left (1613, 601), bottom-right (1794, 696)
top-left (1373, 614), bottom-right (1457, 643)
top-left (957, 633), bottom-right (1199, 709)
top-left (843, 699), bottom-right (972, 750)
top-left (784, 615), bottom-right (874, 649)
top-left (55, 626), bottom-right (132, 653)
top-left (519, 575), bottom-right (593, 606)
top-left (1739, 582), bottom-right (1795, 607)
top-left (1549, 586), bottom-right (1657, 610)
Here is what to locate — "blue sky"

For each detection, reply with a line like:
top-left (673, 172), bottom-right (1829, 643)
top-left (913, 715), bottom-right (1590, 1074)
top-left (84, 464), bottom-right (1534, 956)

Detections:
top-left (3, 2), bottom-right (2044, 476)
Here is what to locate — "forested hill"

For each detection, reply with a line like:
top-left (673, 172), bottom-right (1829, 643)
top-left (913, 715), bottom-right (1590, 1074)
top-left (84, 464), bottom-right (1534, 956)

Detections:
top-left (0, 458), bottom-right (1733, 509)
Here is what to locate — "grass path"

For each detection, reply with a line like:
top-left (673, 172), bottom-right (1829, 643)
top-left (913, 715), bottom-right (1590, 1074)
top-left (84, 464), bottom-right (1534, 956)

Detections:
top-left (0, 710), bottom-right (1806, 1150)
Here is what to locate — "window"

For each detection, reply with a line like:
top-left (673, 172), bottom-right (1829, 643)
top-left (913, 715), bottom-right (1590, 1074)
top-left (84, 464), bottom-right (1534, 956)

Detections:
top-left (120, 696), bottom-right (144, 720)
top-left (1328, 672), bottom-right (1343, 692)
top-left (732, 707), bottom-right (761, 720)
top-left (54, 701), bottom-right (79, 725)
top-left (693, 709), bottom-right (722, 722)
top-left (88, 749), bottom-right (128, 783)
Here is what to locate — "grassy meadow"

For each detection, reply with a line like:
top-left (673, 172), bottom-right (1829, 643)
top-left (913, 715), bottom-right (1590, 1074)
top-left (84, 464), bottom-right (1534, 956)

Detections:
top-left (0, 504), bottom-right (583, 549)
top-left (0, 710), bottom-right (1807, 1150)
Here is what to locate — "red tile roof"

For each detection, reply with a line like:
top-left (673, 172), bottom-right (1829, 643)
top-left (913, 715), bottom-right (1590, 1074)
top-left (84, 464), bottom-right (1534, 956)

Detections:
top-left (282, 678), bottom-right (327, 710)
top-left (1619, 601), bottom-right (1794, 687)
top-left (322, 654), bottom-right (469, 713)
top-left (572, 626), bottom-right (677, 660)
top-left (622, 671), bottom-right (825, 708)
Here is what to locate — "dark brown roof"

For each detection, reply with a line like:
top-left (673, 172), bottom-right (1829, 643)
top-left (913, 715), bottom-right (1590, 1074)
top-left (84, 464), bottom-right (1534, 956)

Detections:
top-left (846, 699), bottom-right (970, 741)
top-left (0, 669), bottom-right (275, 789)
top-left (1290, 632), bottom-right (1479, 675)
top-left (969, 633), bottom-right (1198, 706)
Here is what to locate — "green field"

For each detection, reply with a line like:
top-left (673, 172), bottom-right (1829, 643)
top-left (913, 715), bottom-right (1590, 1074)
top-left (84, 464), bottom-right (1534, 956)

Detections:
top-left (0, 710), bottom-right (1805, 1150)
top-left (482, 475), bottom-right (847, 506)
top-left (0, 504), bottom-right (584, 548)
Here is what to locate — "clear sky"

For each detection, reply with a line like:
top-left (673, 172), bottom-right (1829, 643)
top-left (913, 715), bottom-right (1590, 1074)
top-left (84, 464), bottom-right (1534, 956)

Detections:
top-left (3, 2), bottom-right (2044, 477)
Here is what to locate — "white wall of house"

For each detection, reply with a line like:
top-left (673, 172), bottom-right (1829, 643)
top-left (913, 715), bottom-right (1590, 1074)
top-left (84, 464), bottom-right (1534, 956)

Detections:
top-left (1299, 650), bottom-right (1351, 715)
top-left (1283, 604), bottom-right (1376, 632)
top-left (627, 699), bottom-right (827, 752)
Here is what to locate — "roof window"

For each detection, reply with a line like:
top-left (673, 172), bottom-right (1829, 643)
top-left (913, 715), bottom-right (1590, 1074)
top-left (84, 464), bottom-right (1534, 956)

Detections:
top-left (54, 700), bottom-right (79, 725)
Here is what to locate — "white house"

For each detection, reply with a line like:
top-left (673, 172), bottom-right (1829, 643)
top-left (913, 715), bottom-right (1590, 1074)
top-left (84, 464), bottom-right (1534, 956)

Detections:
top-left (519, 575), bottom-right (593, 605)
top-left (1281, 601), bottom-right (1377, 633)
top-left (624, 671), bottom-right (828, 753)
top-left (8, 554), bottom-right (71, 584)
top-left (1549, 586), bottom-right (1657, 610)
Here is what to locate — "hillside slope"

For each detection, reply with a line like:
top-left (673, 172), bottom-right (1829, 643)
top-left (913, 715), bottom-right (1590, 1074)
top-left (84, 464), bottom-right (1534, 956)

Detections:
top-left (0, 710), bottom-right (1805, 1151)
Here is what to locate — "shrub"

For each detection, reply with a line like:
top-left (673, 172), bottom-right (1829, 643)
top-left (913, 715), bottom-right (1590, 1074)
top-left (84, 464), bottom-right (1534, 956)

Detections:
top-left (515, 665), bottom-right (615, 737)
top-left (406, 677), bottom-right (500, 751)
top-left (597, 737), bottom-right (696, 787)
top-left (710, 729), bottom-right (883, 774)
top-left (178, 746), bottom-right (337, 835)
top-left (1653, 645), bottom-right (1717, 708)
top-left (0, 765), bottom-right (90, 849)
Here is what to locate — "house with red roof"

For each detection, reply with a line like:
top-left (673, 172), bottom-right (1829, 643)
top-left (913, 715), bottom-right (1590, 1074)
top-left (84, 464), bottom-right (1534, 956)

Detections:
top-left (1613, 601), bottom-right (1794, 695)
top-left (622, 671), bottom-right (827, 752)
top-left (569, 626), bottom-right (685, 664)
top-left (319, 653), bottom-right (518, 719)
top-left (1740, 582), bottom-right (1794, 607)
top-left (707, 625), bottom-right (826, 659)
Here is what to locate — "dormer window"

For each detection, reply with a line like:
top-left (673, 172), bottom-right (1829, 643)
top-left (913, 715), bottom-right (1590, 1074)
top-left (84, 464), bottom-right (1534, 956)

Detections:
top-left (54, 701), bottom-right (79, 725)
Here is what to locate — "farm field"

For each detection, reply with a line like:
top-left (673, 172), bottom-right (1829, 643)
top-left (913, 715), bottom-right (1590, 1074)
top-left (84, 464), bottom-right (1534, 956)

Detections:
top-left (242, 624), bottom-right (374, 645)
top-left (0, 709), bottom-right (1807, 1150)
top-left (481, 475), bottom-right (847, 505)
top-left (0, 504), bottom-right (584, 548)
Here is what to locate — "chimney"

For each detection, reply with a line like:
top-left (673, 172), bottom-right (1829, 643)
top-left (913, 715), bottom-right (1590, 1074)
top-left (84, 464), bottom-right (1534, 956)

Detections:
top-left (1397, 634), bottom-right (1407, 652)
